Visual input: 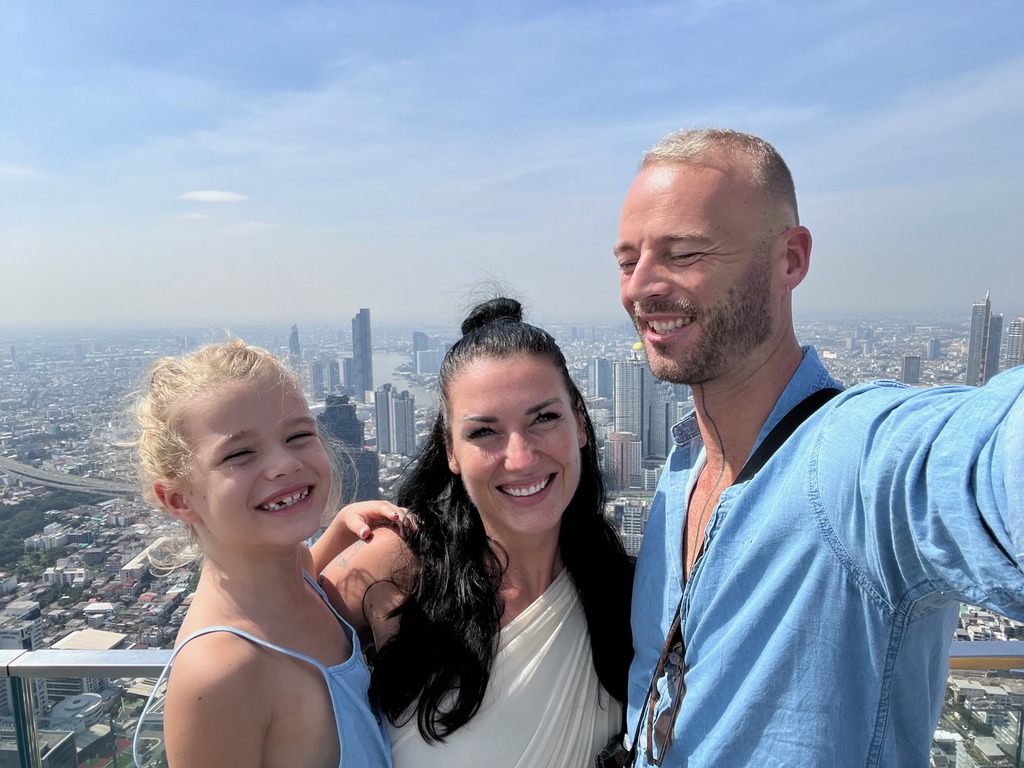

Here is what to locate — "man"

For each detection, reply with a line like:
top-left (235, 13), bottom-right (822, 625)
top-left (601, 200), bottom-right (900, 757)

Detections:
top-left (615, 128), bottom-right (1024, 765)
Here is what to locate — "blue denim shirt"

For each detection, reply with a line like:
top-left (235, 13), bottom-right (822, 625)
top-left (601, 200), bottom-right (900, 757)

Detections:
top-left (626, 347), bottom-right (1024, 766)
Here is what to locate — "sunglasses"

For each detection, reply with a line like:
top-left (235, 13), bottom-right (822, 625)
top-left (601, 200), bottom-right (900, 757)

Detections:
top-left (645, 605), bottom-right (686, 765)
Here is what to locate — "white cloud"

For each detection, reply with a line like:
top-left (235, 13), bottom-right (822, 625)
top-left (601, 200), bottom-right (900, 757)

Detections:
top-left (0, 163), bottom-right (37, 178)
top-left (179, 190), bottom-right (248, 202)
top-left (172, 212), bottom-right (211, 220)
top-left (224, 220), bottom-right (273, 234)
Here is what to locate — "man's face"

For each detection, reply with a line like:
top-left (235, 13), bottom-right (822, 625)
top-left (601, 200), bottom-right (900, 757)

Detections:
top-left (614, 160), bottom-right (780, 385)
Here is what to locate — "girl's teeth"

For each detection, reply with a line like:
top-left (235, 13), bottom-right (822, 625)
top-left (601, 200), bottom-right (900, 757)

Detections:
top-left (649, 317), bottom-right (693, 333)
top-left (259, 489), bottom-right (309, 511)
top-left (502, 477), bottom-right (549, 497)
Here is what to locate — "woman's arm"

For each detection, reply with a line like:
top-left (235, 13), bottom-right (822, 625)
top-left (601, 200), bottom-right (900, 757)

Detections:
top-left (319, 526), bottom-right (412, 645)
top-left (310, 500), bottom-right (407, 575)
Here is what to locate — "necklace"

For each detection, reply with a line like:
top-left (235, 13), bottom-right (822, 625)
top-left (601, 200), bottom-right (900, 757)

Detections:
top-left (684, 465), bottom-right (726, 577)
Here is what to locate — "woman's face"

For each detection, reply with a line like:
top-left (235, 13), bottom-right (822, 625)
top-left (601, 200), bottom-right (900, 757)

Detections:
top-left (445, 354), bottom-right (587, 546)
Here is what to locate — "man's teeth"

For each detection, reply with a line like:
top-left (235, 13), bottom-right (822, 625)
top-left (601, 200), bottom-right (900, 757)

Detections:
top-left (649, 317), bottom-right (693, 333)
top-left (259, 489), bottom-right (309, 511)
top-left (502, 477), bottom-right (549, 497)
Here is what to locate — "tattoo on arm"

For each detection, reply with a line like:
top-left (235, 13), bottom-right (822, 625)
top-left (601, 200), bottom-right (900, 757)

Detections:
top-left (333, 539), bottom-right (367, 570)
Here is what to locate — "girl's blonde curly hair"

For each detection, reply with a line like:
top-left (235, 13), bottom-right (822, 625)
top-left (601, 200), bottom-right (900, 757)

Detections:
top-left (131, 339), bottom-right (341, 564)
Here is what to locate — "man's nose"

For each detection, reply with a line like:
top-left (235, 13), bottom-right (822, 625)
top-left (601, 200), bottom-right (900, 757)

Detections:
top-left (624, 254), bottom-right (671, 304)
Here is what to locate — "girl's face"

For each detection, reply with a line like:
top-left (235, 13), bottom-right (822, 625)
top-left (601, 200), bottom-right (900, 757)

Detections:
top-left (158, 379), bottom-right (331, 554)
top-left (445, 354), bottom-right (587, 547)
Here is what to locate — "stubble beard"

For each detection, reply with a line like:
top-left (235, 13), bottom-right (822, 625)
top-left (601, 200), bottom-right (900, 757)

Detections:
top-left (634, 253), bottom-right (774, 385)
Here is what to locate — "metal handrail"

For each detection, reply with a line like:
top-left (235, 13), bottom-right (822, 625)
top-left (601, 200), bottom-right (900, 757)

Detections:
top-left (947, 640), bottom-right (1024, 670)
top-left (2, 641), bottom-right (1021, 768)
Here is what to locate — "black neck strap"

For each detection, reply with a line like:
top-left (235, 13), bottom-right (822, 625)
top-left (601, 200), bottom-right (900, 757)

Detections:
top-left (734, 387), bottom-right (842, 484)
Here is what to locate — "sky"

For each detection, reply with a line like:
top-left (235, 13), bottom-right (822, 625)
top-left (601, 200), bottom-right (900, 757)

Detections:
top-left (1, 0), bottom-right (1022, 330)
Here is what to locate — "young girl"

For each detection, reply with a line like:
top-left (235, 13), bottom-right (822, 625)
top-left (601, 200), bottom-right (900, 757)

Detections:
top-left (131, 340), bottom-right (392, 768)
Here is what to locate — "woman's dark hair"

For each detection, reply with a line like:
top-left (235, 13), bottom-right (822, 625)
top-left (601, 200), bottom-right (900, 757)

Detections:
top-left (370, 297), bottom-right (634, 742)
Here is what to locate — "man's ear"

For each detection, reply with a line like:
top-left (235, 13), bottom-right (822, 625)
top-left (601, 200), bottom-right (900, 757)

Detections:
top-left (153, 481), bottom-right (200, 524)
top-left (776, 225), bottom-right (811, 293)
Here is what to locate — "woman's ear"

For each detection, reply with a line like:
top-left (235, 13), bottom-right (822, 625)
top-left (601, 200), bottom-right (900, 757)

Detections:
top-left (153, 480), bottom-right (200, 524)
top-left (575, 401), bottom-right (588, 449)
top-left (447, 448), bottom-right (461, 475)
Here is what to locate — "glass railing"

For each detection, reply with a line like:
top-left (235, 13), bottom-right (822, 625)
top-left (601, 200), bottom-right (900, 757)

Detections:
top-left (1, 647), bottom-right (171, 768)
top-left (3, 642), bottom-right (1023, 766)
top-left (942, 642), bottom-right (1024, 766)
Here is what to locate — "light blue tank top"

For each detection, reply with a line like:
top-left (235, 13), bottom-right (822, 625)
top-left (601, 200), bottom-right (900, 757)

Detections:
top-left (132, 573), bottom-right (392, 768)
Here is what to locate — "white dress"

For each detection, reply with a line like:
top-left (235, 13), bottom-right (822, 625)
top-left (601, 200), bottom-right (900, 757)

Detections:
top-left (389, 569), bottom-right (621, 768)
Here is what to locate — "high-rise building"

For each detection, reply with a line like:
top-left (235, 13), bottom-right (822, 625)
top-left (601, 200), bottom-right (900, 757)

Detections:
top-left (412, 332), bottom-right (443, 374)
top-left (0, 601), bottom-right (47, 717)
top-left (927, 338), bottom-right (942, 361)
top-left (900, 354), bottom-right (922, 385)
top-left (412, 331), bottom-right (431, 359)
top-left (587, 357), bottom-right (613, 400)
top-left (318, 395), bottom-right (379, 503)
top-left (415, 348), bottom-right (443, 376)
top-left (288, 324), bottom-right (301, 357)
top-left (606, 432), bottom-right (642, 490)
top-left (1007, 318), bottom-right (1024, 370)
top-left (987, 312), bottom-right (1004, 380)
top-left (351, 309), bottom-right (373, 401)
top-left (328, 359), bottom-right (342, 395)
top-left (375, 384), bottom-right (417, 457)
top-left (613, 355), bottom-right (645, 438)
top-left (617, 497), bottom-right (650, 556)
top-left (644, 377), bottom-right (676, 460)
top-left (311, 360), bottom-right (326, 401)
top-left (342, 357), bottom-right (356, 393)
top-left (966, 291), bottom-right (1002, 386)
top-left (613, 345), bottom-right (684, 459)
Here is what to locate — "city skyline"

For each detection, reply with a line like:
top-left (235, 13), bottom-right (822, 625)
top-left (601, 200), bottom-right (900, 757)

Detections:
top-left (2, 1), bottom-right (1023, 327)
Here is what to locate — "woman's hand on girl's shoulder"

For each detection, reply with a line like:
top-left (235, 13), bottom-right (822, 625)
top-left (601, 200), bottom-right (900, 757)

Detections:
top-left (310, 500), bottom-right (413, 575)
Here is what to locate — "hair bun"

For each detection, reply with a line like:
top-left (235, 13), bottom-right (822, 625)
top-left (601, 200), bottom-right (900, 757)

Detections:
top-left (460, 297), bottom-right (523, 336)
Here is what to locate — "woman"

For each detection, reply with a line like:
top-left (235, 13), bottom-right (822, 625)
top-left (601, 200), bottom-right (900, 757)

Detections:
top-left (314, 297), bottom-right (633, 767)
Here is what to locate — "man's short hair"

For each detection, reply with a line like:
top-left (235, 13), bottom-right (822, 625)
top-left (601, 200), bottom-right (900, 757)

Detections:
top-left (640, 128), bottom-right (799, 225)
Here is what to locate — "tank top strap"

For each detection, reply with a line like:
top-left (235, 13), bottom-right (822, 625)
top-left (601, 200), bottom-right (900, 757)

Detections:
top-left (133, 571), bottom-right (364, 767)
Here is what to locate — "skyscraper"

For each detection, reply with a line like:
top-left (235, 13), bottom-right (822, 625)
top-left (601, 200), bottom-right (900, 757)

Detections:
top-left (987, 312), bottom-right (1004, 381)
top-left (351, 308), bottom-right (373, 401)
top-left (412, 331), bottom-right (443, 374)
top-left (644, 377), bottom-right (676, 460)
top-left (310, 360), bottom-right (326, 401)
top-left (965, 291), bottom-right (1002, 386)
top-left (288, 324), bottom-right (301, 357)
top-left (606, 432), bottom-right (642, 490)
top-left (328, 359), bottom-right (342, 395)
top-left (613, 354), bottom-right (645, 438)
top-left (318, 394), bottom-right (379, 503)
top-left (900, 354), bottom-right (922, 385)
top-left (1007, 318), bottom-right (1024, 370)
top-left (587, 357), bottom-right (613, 400)
top-left (613, 345), bottom-right (683, 459)
top-left (375, 383), bottom-right (417, 457)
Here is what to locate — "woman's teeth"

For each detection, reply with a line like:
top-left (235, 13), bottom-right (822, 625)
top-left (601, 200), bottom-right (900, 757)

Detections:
top-left (501, 477), bottom-right (550, 497)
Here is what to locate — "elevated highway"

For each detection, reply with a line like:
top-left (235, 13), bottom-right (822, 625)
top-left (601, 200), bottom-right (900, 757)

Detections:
top-left (0, 456), bottom-right (133, 497)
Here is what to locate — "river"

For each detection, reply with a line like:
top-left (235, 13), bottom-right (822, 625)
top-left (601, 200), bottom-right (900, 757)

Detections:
top-left (372, 350), bottom-right (439, 410)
